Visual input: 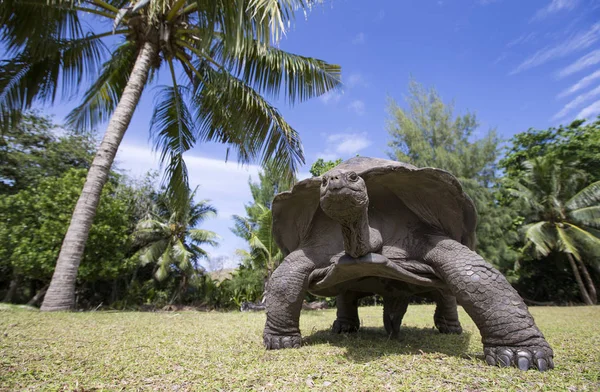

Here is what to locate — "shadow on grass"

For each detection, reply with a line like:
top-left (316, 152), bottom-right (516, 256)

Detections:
top-left (304, 326), bottom-right (474, 363)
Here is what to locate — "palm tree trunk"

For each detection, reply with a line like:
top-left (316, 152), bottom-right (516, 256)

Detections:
top-left (41, 41), bottom-right (159, 311)
top-left (566, 253), bottom-right (594, 305)
top-left (575, 258), bottom-right (597, 304)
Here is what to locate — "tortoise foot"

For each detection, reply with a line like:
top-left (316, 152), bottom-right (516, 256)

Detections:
top-left (263, 333), bottom-right (302, 350)
top-left (484, 344), bottom-right (554, 371)
top-left (332, 319), bottom-right (360, 334)
top-left (434, 317), bottom-right (463, 334)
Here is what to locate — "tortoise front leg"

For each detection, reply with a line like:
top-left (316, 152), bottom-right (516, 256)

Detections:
top-left (264, 250), bottom-right (315, 350)
top-left (424, 237), bottom-right (554, 371)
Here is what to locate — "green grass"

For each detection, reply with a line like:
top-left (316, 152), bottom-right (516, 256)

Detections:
top-left (1, 304), bottom-right (599, 391)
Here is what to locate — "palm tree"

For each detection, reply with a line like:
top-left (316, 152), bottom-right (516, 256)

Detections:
top-left (0, 0), bottom-right (341, 310)
top-left (511, 157), bottom-right (600, 305)
top-left (233, 203), bottom-right (283, 282)
top-left (133, 188), bottom-right (218, 302)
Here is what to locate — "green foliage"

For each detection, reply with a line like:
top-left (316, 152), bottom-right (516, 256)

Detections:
top-left (386, 80), bottom-right (516, 270)
top-left (309, 158), bottom-right (343, 177)
top-left (226, 164), bottom-right (293, 305)
top-left (132, 187), bottom-right (218, 302)
top-left (218, 266), bottom-right (265, 308)
top-left (0, 169), bottom-right (134, 283)
top-left (387, 80), bottom-right (499, 185)
top-left (499, 118), bottom-right (600, 183)
top-left (507, 156), bottom-right (600, 304)
top-left (0, 112), bottom-right (94, 194)
top-left (460, 179), bottom-right (520, 271)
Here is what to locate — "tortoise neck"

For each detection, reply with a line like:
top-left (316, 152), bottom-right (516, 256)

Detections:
top-left (340, 207), bottom-right (382, 258)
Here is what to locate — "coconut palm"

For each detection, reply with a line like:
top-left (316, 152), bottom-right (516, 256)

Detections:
top-left (233, 203), bottom-right (283, 281)
top-left (512, 157), bottom-right (600, 305)
top-left (0, 0), bottom-right (341, 310)
top-left (133, 188), bottom-right (218, 302)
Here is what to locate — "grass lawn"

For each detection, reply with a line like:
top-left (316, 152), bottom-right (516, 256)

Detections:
top-left (1, 304), bottom-right (599, 391)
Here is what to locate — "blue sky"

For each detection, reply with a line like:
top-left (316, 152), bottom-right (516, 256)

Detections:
top-left (43, 0), bottom-right (600, 269)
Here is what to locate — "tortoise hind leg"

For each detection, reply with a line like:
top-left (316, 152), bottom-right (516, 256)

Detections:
top-left (428, 290), bottom-right (463, 334)
top-left (383, 295), bottom-right (410, 338)
top-left (332, 290), bottom-right (366, 333)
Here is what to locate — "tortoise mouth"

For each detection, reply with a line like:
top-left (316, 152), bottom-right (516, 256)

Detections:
top-left (320, 187), bottom-right (368, 211)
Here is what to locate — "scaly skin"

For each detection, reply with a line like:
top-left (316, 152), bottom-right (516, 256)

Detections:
top-left (265, 164), bottom-right (554, 372)
top-left (424, 237), bottom-right (554, 371)
top-left (263, 250), bottom-right (314, 349)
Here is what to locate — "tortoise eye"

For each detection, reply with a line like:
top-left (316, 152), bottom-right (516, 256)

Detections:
top-left (348, 172), bottom-right (358, 182)
top-left (321, 177), bottom-right (328, 186)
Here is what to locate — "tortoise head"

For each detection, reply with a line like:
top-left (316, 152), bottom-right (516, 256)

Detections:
top-left (319, 169), bottom-right (369, 223)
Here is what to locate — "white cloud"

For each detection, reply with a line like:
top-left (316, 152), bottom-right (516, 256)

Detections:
top-left (479, 0), bottom-right (501, 5)
top-left (319, 90), bottom-right (343, 104)
top-left (348, 100), bottom-right (366, 115)
top-left (532, 0), bottom-right (579, 21)
top-left (507, 32), bottom-right (538, 48)
top-left (557, 49), bottom-right (600, 78)
top-left (553, 84), bottom-right (600, 120)
top-left (352, 32), bottom-right (366, 45)
top-left (376, 9), bottom-right (385, 20)
top-left (115, 142), bottom-right (262, 267)
top-left (576, 99), bottom-right (600, 119)
top-left (326, 132), bottom-right (372, 155)
top-left (346, 72), bottom-right (368, 88)
top-left (558, 68), bottom-right (600, 98)
top-left (511, 22), bottom-right (600, 74)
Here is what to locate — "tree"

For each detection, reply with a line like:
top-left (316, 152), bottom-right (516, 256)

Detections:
top-left (309, 158), bottom-right (342, 177)
top-left (386, 80), bottom-right (517, 269)
top-left (0, 0), bottom-right (341, 310)
top-left (0, 112), bottom-right (94, 195)
top-left (500, 118), bottom-right (600, 183)
top-left (230, 163), bottom-right (293, 301)
top-left (0, 169), bottom-right (133, 304)
top-left (133, 188), bottom-right (218, 303)
top-left (509, 157), bottom-right (600, 305)
top-left (387, 80), bottom-right (498, 185)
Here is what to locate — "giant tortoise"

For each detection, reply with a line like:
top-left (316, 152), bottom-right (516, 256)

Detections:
top-left (263, 157), bottom-right (554, 371)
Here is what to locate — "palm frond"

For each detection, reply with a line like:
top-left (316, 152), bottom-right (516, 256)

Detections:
top-left (0, 33), bottom-right (109, 117)
top-left (556, 225), bottom-right (582, 262)
top-left (203, 34), bottom-right (341, 105)
top-left (231, 214), bottom-right (253, 240)
top-left (0, 0), bottom-right (83, 54)
top-left (523, 221), bottom-right (555, 258)
top-left (66, 41), bottom-right (137, 130)
top-left (155, 242), bottom-right (174, 281)
top-left (248, 0), bottom-right (320, 43)
top-left (138, 239), bottom-right (169, 266)
top-left (192, 65), bottom-right (304, 182)
top-left (564, 222), bottom-right (600, 249)
top-left (150, 80), bottom-right (196, 208)
top-left (188, 229), bottom-right (219, 247)
top-left (569, 206), bottom-right (600, 229)
top-left (189, 199), bottom-right (218, 226)
top-left (566, 181), bottom-right (600, 211)
top-left (172, 239), bottom-right (193, 273)
top-left (190, 243), bottom-right (210, 258)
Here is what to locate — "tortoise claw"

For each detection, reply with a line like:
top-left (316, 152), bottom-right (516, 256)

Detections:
top-left (484, 345), bottom-right (554, 371)
top-left (264, 333), bottom-right (302, 350)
